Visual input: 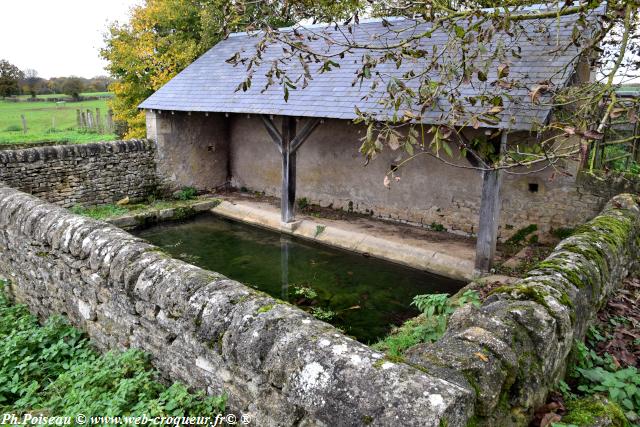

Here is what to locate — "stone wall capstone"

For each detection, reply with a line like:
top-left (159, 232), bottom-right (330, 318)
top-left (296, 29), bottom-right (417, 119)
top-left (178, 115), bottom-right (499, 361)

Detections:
top-left (0, 185), bottom-right (473, 427)
top-left (406, 193), bottom-right (640, 425)
top-left (0, 140), bottom-right (158, 207)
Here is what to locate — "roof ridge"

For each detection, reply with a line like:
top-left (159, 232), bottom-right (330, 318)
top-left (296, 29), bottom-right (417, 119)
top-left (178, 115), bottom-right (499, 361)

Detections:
top-left (227, 2), bottom-right (604, 38)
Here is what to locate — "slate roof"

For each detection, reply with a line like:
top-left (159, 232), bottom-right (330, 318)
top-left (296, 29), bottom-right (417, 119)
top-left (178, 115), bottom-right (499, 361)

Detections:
top-left (139, 3), bottom-right (606, 131)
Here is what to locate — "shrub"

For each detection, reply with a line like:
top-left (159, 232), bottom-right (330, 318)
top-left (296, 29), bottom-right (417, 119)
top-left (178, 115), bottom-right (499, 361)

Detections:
top-left (505, 224), bottom-right (538, 245)
top-left (173, 187), bottom-right (198, 201)
top-left (373, 290), bottom-right (480, 357)
top-left (297, 197), bottom-right (309, 210)
top-left (430, 222), bottom-right (446, 232)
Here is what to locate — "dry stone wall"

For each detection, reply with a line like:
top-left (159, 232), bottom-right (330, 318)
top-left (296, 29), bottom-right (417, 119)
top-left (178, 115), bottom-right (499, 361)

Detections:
top-left (0, 140), bottom-right (158, 207)
top-left (0, 185), bottom-right (638, 426)
top-left (0, 186), bottom-right (473, 427)
top-left (406, 193), bottom-right (640, 425)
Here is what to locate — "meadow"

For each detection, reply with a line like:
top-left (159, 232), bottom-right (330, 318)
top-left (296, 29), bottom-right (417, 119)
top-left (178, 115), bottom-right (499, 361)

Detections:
top-left (0, 95), bottom-right (117, 145)
top-left (12, 91), bottom-right (112, 100)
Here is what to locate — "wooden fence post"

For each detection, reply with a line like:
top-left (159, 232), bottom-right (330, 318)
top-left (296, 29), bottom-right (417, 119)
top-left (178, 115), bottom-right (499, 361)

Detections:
top-left (106, 109), bottom-right (114, 132)
top-left (86, 109), bottom-right (94, 130)
top-left (20, 115), bottom-right (27, 134)
top-left (95, 108), bottom-right (102, 133)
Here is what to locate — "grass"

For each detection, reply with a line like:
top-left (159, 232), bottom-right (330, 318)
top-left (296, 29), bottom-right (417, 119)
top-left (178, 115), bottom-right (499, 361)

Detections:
top-left (0, 279), bottom-right (227, 416)
top-left (0, 96), bottom-right (116, 144)
top-left (12, 92), bottom-right (113, 100)
top-left (70, 204), bottom-right (130, 219)
top-left (70, 189), bottom-right (205, 221)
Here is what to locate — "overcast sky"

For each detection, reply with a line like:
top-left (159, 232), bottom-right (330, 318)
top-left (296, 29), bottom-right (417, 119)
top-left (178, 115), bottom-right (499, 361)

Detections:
top-left (0, 0), bottom-right (141, 79)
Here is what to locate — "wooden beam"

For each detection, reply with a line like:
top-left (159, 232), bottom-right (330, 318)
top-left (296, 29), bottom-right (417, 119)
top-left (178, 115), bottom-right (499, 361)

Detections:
top-left (260, 115), bottom-right (283, 154)
top-left (281, 116), bottom-right (297, 223)
top-left (261, 115), bottom-right (322, 223)
top-left (475, 131), bottom-right (508, 272)
top-left (291, 118), bottom-right (322, 153)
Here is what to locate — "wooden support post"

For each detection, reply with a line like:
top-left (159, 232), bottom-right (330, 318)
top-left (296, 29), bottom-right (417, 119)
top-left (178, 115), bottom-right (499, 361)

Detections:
top-left (281, 116), bottom-right (297, 223)
top-left (475, 131), bottom-right (508, 272)
top-left (261, 115), bottom-right (322, 223)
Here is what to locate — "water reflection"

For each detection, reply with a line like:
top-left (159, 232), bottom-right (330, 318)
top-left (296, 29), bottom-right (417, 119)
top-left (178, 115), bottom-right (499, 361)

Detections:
top-left (280, 236), bottom-right (290, 300)
top-left (136, 214), bottom-right (463, 343)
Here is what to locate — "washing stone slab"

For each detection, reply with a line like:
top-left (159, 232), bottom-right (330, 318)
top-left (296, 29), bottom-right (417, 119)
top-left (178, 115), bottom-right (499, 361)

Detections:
top-left (211, 199), bottom-right (477, 281)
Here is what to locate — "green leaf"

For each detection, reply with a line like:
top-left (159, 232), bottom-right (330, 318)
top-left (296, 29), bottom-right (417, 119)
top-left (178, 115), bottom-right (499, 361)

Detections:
top-left (442, 143), bottom-right (453, 158)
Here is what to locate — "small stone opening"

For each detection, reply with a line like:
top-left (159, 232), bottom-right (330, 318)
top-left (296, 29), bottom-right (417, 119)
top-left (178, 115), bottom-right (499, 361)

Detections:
top-left (528, 183), bottom-right (539, 193)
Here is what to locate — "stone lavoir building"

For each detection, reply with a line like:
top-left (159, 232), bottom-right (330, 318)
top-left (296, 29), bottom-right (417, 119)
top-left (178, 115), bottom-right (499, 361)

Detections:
top-left (140, 4), bottom-right (605, 270)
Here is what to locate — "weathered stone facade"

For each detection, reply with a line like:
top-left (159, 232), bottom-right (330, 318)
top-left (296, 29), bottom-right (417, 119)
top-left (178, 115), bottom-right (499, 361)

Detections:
top-left (147, 111), bottom-right (609, 240)
top-left (0, 184), bottom-right (637, 426)
top-left (0, 140), bottom-right (158, 208)
top-left (146, 111), bottom-right (229, 191)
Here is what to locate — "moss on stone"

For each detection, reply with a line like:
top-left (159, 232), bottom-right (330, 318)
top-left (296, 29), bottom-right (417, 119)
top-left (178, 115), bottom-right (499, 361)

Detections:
top-left (535, 258), bottom-right (587, 289)
top-left (257, 304), bottom-right (275, 314)
top-left (489, 282), bottom-right (574, 323)
top-left (461, 370), bottom-right (482, 399)
top-left (562, 396), bottom-right (629, 427)
top-left (490, 284), bottom-right (549, 306)
top-left (362, 415), bottom-right (374, 425)
top-left (216, 332), bottom-right (224, 355)
top-left (372, 354), bottom-right (415, 371)
top-left (372, 358), bottom-right (385, 369)
top-left (465, 415), bottom-right (480, 427)
top-left (385, 354), bottom-right (406, 364)
top-left (172, 206), bottom-right (196, 220)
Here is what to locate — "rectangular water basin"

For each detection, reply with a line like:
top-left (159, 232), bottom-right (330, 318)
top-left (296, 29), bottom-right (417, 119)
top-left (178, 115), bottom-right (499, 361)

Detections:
top-left (135, 213), bottom-right (464, 343)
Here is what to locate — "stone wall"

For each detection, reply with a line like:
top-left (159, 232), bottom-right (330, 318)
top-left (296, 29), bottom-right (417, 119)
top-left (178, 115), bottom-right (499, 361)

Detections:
top-left (0, 185), bottom-right (473, 426)
top-left (406, 193), bottom-right (640, 425)
top-left (0, 140), bottom-right (158, 208)
top-left (0, 185), bottom-right (637, 426)
top-left (146, 110), bottom-right (229, 191)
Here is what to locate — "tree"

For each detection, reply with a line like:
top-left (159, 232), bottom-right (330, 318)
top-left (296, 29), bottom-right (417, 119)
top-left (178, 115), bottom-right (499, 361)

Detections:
top-left (0, 60), bottom-right (24, 98)
top-left (62, 77), bottom-right (84, 100)
top-left (23, 69), bottom-right (41, 98)
top-left (101, 0), bottom-right (363, 138)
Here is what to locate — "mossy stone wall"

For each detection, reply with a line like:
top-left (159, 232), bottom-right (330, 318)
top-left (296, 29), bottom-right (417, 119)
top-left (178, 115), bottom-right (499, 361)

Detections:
top-left (406, 194), bottom-right (640, 426)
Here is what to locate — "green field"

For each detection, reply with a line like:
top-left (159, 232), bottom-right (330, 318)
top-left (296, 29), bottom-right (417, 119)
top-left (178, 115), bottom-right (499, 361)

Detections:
top-left (13, 92), bottom-right (113, 100)
top-left (0, 97), bottom-right (117, 144)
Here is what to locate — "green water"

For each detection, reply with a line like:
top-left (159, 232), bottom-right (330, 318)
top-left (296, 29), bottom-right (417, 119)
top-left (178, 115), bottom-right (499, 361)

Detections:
top-left (136, 214), bottom-right (463, 343)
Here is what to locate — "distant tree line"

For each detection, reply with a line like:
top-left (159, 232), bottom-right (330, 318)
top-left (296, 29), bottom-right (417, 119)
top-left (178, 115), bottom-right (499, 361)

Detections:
top-left (0, 59), bottom-right (113, 99)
